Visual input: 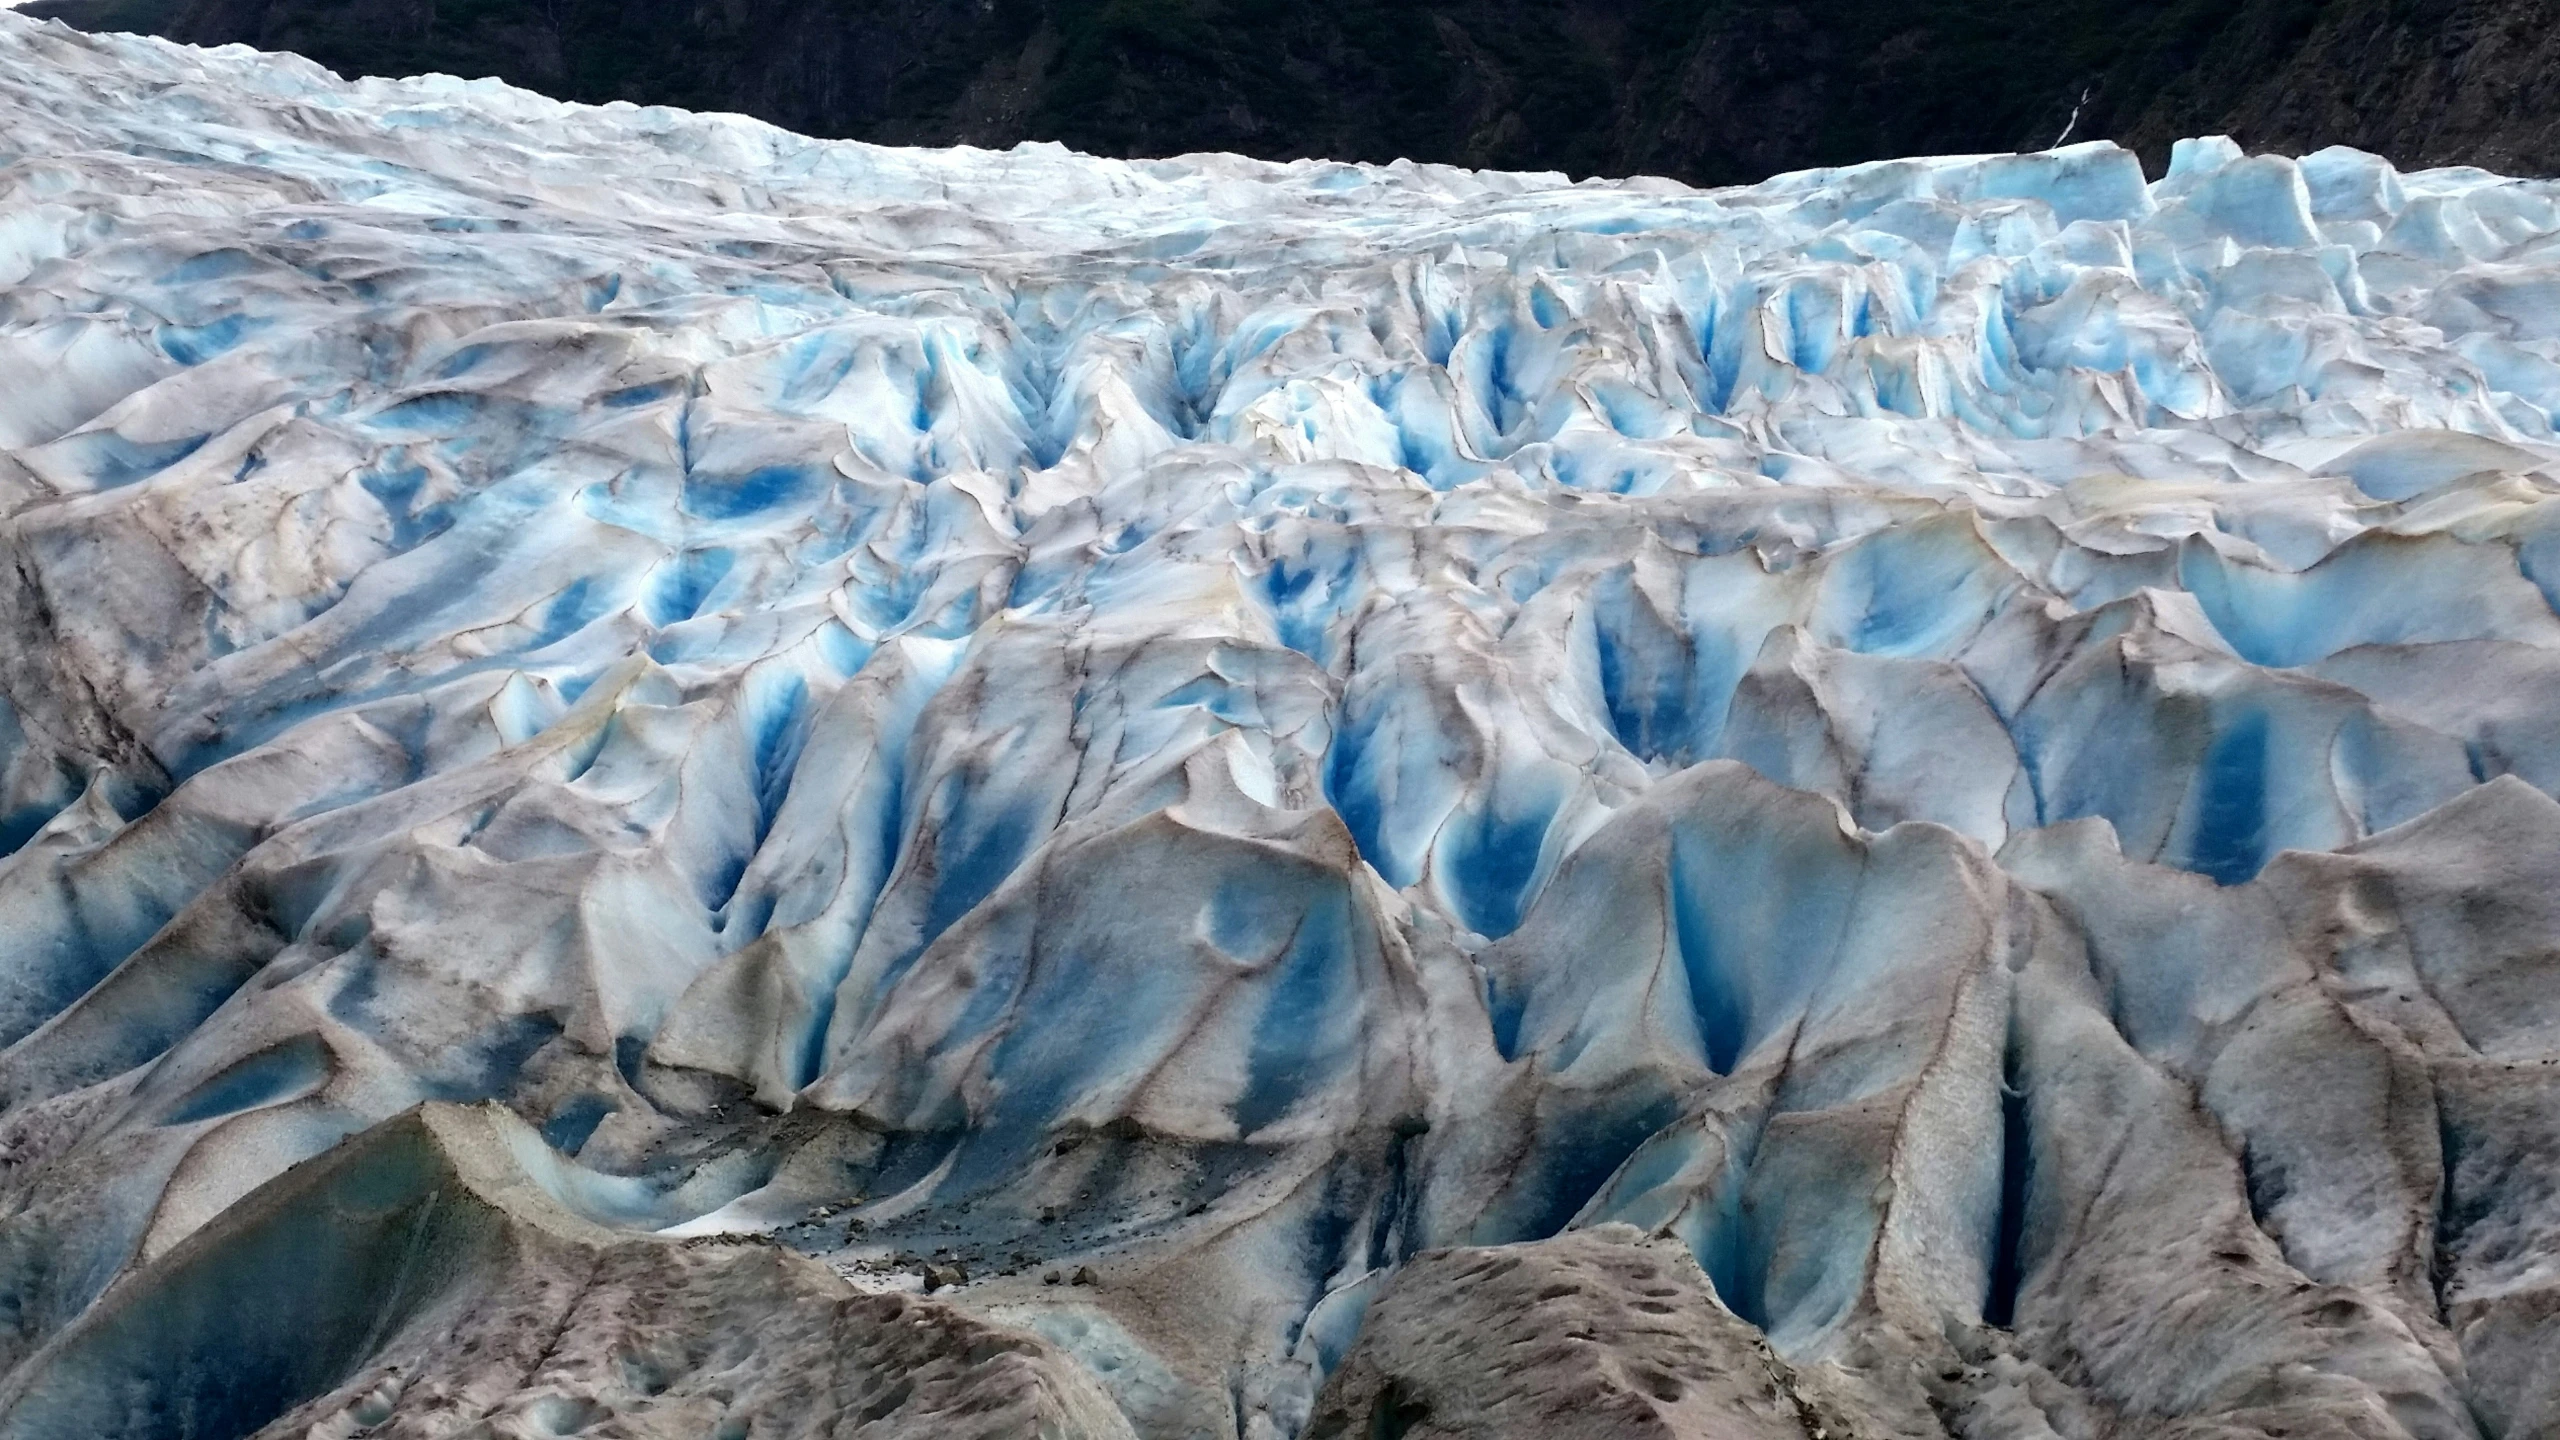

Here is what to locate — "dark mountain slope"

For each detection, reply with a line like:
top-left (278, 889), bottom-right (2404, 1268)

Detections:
top-left (22, 0), bottom-right (2560, 190)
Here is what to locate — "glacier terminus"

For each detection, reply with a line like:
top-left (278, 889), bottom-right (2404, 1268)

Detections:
top-left (4, 13), bottom-right (2560, 1439)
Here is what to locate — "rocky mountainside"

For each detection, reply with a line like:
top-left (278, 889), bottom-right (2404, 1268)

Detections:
top-left (19, 0), bottom-right (2560, 184)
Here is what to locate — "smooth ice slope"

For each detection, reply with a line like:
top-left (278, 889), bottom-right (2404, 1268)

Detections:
top-left (4, 13), bottom-right (2560, 1439)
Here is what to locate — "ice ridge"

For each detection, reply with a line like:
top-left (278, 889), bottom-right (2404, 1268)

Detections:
top-left (3, 12), bottom-right (2560, 1439)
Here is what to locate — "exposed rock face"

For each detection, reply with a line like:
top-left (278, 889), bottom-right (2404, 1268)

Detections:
top-left (2099, 0), bottom-right (2560, 182)
top-left (4, 16), bottom-right (2560, 1440)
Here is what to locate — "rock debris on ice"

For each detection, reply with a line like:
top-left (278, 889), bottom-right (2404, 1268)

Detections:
top-left (1, 13), bottom-right (2559, 1439)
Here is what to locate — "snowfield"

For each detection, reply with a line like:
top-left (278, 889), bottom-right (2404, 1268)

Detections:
top-left (3, 13), bottom-right (2560, 1439)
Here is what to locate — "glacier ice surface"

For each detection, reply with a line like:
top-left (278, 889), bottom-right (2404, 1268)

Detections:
top-left (4, 11), bottom-right (2560, 1438)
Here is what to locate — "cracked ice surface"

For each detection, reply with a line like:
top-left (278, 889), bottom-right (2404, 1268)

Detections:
top-left (5, 13), bottom-right (2560, 1440)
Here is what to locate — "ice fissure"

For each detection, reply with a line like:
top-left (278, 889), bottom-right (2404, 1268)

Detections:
top-left (3, 14), bottom-right (2560, 1440)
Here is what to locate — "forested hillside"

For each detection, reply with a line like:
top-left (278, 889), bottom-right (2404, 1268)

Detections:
top-left (25, 0), bottom-right (2560, 187)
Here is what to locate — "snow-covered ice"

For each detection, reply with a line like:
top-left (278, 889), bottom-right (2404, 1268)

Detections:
top-left (4, 12), bottom-right (2560, 1439)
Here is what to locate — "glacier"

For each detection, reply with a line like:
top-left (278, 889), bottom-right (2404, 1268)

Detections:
top-left (3, 12), bottom-right (2560, 1439)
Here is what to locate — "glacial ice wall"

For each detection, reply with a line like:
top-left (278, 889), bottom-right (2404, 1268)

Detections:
top-left (4, 13), bottom-right (2560, 1440)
